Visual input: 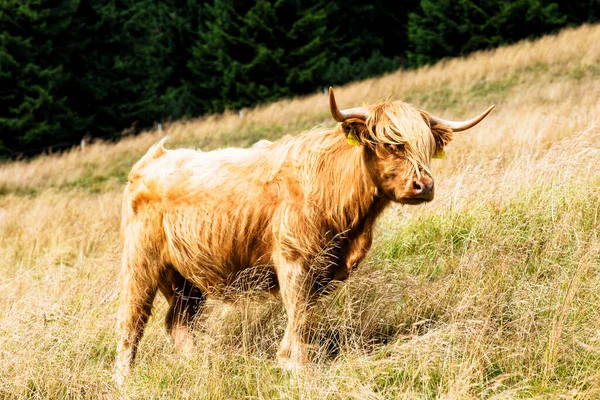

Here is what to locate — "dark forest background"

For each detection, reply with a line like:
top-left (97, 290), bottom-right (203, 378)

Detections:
top-left (1, 0), bottom-right (598, 158)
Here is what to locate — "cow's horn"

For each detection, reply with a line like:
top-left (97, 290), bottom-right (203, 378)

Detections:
top-left (329, 87), bottom-right (368, 122)
top-left (428, 105), bottom-right (495, 132)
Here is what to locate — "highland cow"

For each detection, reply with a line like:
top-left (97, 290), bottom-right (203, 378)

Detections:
top-left (114, 88), bottom-right (493, 382)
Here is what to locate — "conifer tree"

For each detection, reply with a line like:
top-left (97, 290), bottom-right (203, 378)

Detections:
top-left (407, 0), bottom-right (565, 67)
top-left (0, 0), bottom-right (82, 156)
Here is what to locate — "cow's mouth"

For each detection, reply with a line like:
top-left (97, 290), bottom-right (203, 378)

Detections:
top-left (398, 197), bottom-right (432, 205)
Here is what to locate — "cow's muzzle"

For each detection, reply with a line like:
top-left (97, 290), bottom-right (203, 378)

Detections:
top-left (412, 180), bottom-right (433, 200)
top-left (398, 179), bottom-right (434, 204)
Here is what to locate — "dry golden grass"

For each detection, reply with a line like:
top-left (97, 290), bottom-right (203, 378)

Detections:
top-left (0, 24), bottom-right (599, 399)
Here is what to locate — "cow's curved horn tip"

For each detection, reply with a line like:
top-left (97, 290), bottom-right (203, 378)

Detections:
top-left (479, 104), bottom-right (496, 119)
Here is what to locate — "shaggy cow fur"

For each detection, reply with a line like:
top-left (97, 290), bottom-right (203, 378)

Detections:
top-left (114, 89), bottom-right (491, 383)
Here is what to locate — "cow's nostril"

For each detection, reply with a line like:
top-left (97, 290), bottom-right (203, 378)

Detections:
top-left (412, 180), bottom-right (433, 197)
top-left (413, 181), bottom-right (424, 193)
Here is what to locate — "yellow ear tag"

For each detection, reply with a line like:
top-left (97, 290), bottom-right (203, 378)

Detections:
top-left (347, 131), bottom-right (360, 146)
top-left (433, 149), bottom-right (446, 159)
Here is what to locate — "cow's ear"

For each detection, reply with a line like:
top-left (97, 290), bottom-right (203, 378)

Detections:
top-left (420, 111), bottom-right (453, 150)
top-left (431, 123), bottom-right (453, 149)
top-left (341, 118), bottom-right (368, 146)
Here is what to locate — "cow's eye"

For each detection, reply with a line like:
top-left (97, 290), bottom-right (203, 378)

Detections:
top-left (387, 144), bottom-right (405, 154)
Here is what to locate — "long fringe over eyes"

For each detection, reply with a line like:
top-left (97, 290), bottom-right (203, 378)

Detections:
top-left (357, 102), bottom-right (440, 176)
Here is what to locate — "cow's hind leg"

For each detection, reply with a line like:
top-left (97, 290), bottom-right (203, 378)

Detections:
top-left (114, 254), bottom-right (160, 385)
top-left (275, 257), bottom-right (316, 369)
top-left (159, 267), bottom-right (206, 353)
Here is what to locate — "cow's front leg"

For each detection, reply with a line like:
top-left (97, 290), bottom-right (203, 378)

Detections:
top-left (275, 258), bottom-right (316, 369)
top-left (334, 228), bottom-right (374, 281)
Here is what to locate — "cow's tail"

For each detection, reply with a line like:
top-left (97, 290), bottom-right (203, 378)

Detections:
top-left (128, 137), bottom-right (169, 182)
top-left (121, 137), bottom-right (169, 232)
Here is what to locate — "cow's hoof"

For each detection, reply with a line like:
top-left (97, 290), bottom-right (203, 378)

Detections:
top-left (277, 356), bottom-right (305, 374)
top-left (113, 366), bottom-right (128, 388)
top-left (171, 327), bottom-right (196, 355)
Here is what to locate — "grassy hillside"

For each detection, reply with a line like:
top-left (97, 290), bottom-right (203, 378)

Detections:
top-left (0, 24), bottom-right (599, 399)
